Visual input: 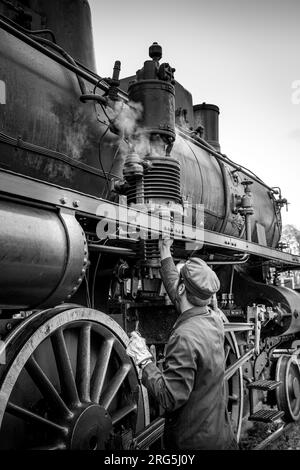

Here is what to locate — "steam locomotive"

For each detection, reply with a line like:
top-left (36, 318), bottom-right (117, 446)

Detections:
top-left (0, 0), bottom-right (299, 450)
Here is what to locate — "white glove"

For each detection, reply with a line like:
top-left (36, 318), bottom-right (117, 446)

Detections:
top-left (126, 331), bottom-right (153, 366)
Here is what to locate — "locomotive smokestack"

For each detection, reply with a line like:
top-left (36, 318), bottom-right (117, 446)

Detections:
top-left (193, 103), bottom-right (221, 152)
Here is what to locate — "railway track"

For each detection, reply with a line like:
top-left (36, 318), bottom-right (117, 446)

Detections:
top-left (239, 420), bottom-right (300, 450)
top-left (253, 423), bottom-right (293, 450)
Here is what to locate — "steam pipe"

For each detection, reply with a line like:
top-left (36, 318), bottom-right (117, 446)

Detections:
top-left (79, 94), bottom-right (108, 106)
top-left (28, 35), bottom-right (87, 95)
top-left (0, 12), bottom-right (56, 42)
top-left (245, 215), bottom-right (252, 242)
top-left (0, 17), bottom-right (128, 102)
top-left (207, 254), bottom-right (249, 265)
top-left (88, 244), bottom-right (136, 256)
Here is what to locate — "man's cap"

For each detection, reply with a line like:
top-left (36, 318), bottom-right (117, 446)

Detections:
top-left (180, 257), bottom-right (220, 300)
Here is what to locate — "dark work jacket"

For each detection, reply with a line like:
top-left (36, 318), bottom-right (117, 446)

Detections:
top-left (142, 257), bottom-right (236, 450)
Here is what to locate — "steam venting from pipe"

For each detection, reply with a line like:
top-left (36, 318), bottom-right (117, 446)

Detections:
top-left (111, 100), bottom-right (143, 138)
top-left (103, 99), bottom-right (155, 162)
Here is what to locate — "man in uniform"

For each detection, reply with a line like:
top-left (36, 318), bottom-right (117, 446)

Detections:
top-left (126, 238), bottom-right (238, 450)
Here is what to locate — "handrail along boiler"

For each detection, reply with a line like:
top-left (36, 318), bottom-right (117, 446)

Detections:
top-left (0, 0), bottom-right (299, 450)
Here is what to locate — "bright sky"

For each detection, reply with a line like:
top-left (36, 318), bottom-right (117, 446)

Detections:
top-left (89, 0), bottom-right (300, 229)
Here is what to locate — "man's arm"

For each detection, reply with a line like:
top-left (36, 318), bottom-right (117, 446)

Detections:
top-left (141, 331), bottom-right (197, 412)
top-left (159, 238), bottom-right (180, 305)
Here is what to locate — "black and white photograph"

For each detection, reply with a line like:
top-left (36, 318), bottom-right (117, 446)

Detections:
top-left (0, 0), bottom-right (300, 457)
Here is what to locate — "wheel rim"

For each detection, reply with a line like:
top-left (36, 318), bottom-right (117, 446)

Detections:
top-left (224, 331), bottom-right (244, 442)
top-left (0, 308), bottom-right (146, 449)
top-left (276, 354), bottom-right (300, 422)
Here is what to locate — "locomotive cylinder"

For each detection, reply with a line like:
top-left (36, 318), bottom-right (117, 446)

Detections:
top-left (125, 156), bottom-right (181, 205)
top-left (0, 200), bottom-right (88, 310)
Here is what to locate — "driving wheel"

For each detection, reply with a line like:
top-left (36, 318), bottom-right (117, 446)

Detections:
top-left (224, 331), bottom-right (244, 442)
top-left (276, 353), bottom-right (300, 422)
top-left (0, 307), bottom-right (147, 449)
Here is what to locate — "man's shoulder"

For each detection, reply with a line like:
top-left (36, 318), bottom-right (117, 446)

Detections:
top-left (175, 309), bottom-right (224, 337)
top-left (173, 319), bottom-right (206, 341)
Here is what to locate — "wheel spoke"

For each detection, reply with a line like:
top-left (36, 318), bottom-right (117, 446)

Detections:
top-left (225, 344), bottom-right (231, 362)
top-left (76, 325), bottom-right (91, 402)
top-left (91, 338), bottom-right (114, 403)
top-left (25, 356), bottom-right (72, 419)
top-left (111, 402), bottom-right (137, 425)
top-left (6, 402), bottom-right (68, 435)
top-left (100, 363), bottom-right (131, 410)
top-left (51, 328), bottom-right (80, 406)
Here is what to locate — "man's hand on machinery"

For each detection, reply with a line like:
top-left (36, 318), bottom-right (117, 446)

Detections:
top-left (159, 236), bottom-right (174, 260)
top-left (126, 331), bottom-right (153, 367)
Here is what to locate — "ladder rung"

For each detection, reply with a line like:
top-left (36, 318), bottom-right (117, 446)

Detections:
top-left (247, 380), bottom-right (282, 391)
top-left (248, 409), bottom-right (284, 423)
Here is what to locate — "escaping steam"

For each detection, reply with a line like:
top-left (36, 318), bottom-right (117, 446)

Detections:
top-left (110, 100), bottom-right (143, 138)
top-left (106, 99), bottom-right (153, 159)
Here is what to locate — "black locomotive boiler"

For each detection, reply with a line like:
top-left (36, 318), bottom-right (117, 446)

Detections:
top-left (0, 0), bottom-right (299, 450)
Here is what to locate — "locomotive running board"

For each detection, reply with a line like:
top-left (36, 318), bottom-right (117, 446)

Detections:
top-left (1, 168), bottom-right (300, 269)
